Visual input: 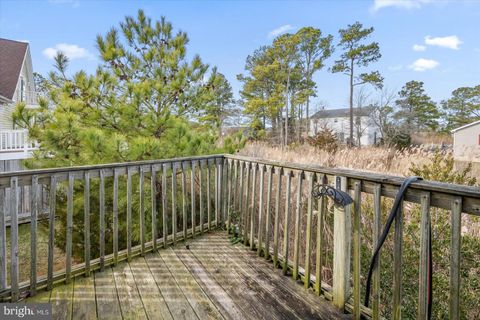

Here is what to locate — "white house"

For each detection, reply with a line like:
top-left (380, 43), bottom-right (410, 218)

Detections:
top-left (451, 120), bottom-right (480, 162)
top-left (309, 106), bottom-right (381, 146)
top-left (0, 38), bottom-right (38, 167)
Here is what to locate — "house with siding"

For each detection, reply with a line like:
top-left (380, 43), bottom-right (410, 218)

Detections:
top-left (451, 120), bottom-right (480, 162)
top-left (0, 38), bottom-right (38, 167)
top-left (309, 106), bottom-right (381, 146)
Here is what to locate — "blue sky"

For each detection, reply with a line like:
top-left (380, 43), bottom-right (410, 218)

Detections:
top-left (1, 0), bottom-right (479, 110)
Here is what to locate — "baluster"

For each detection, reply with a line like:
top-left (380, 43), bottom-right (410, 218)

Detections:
top-left (199, 160), bottom-right (205, 234)
top-left (222, 158), bottom-right (228, 225)
top-left (127, 167), bottom-right (133, 258)
top-left (10, 177), bottom-right (19, 301)
top-left (206, 160), bottom-right (212, 231)
top-left (250, 163), bottom-right (257, 250)
top-left (232, 160), bottom-right (238, 217)
top-left (84, 171), bottom-right (91, 276)
top-left (216, 158), bottom-right (223, 227)
top-left (172, 163), bottom-right (177, 245)
top-left (99, 169), bottom-right (105, 270)
top-left (47, 175), bottom-right (56, 290)
top-left (372, 184), bottom-right (382, 319)
top-left (257, 164), bottom-right (265, 256)
top-left (66, 173), bottom-right (74, 283)
top-left (139, 166), bottom-right (145, 255)
top-left (226, 159), bottom-right (233, 233)
top-left (304, 172), bottom-right (314, 289)
top-left (191, 160), bottom-right (197, 236)
top-left (293, 170), bottom-right (304, 280)
top-left (162, 163), bottom-right (169, 248)
top-left (243, 162), bottom-right (250, 244)
top-left (353, 181), bottom-right (362, 319)
top-left (450, 197), bottom-right (462, 319)
top-left (151, 165), bottom-right (157, 250)
top-left (181, 161), bottom-right (188, 239)
top-left (264, 165), bottom-right (273, 260)
top-left (282, 169), bottom-right (292, 275)
top-left (273, 167), bottom-right (282, 268)
top-left (315, 173), bottom-right (327, 295)
top-left (30, 176), bottom-right (38, 294)
top-left (333, 176), bottom-right (351, 311)
top-left (113, 169), bottom-right (119, 262)
top-left (238, 161), bottom-right (245, 240)
top-left (393, 199), bottom-right (404, 320)
top-left (418, 192), bottom-right (431, 320)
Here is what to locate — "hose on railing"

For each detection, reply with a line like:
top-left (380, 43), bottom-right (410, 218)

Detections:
top-left (363, 176), bottom-right (432, 319)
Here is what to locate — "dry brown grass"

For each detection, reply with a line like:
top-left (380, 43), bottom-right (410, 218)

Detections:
top-left (239, 142), bottom-right (449, 176)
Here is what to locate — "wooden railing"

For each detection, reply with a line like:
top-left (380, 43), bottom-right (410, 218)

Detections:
top-left (0, 155), bottom-right (225, 301)
top-left (0, 153), bottom-right (479, 319)
top-left (224, 154), bottom-right (480, 320)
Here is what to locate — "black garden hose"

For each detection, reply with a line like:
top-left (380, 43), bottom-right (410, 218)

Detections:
top-left (363, 176), bottom-right (432, 319)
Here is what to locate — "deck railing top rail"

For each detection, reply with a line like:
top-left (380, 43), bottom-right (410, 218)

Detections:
top-left (0, 153), bottom-right (478, 320)
top-left (225, 154), bottom-right (480, 215)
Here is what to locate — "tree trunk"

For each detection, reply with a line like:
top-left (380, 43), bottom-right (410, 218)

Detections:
top-left (349, 59), bottom-right (354, 147)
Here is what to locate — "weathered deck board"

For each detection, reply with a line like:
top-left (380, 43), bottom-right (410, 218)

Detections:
top-left (111, 262), bottom-right (147, 319)
top-left (50, 281), bottom-right (73, 320)
top-left (94, 267), bottom-right (122, 320)
top-left (195, 233), bottom-right (351, 320)
top-left (24, 231), bottom-right (350, 320)
top-left (157, 249), bottom-right (224, 320)
top-left (129, 257), bottom-right (173, 320)
top-left (144, 253), bottom-right (199, 319)
top-left (72, 275), bottom-right (97, 319)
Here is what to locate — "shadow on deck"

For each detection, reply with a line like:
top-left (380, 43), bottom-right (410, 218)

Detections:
top-left (25, 231), bottom-right (349, 320)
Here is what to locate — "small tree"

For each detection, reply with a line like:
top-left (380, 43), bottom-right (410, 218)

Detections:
top-left (441, 85), bottom-right (480, 131)
top-left (331, 21), bottom-right (383, 146)
top-left (394, 80), bottom-right (440, 133)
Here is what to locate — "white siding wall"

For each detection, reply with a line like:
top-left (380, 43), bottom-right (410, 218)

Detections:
top-left (0, 102), bottom-right (15, 130)
top-left (309, 116), bottom-right (381, 146)
top-left (453, 124), bottom-right (480, 162)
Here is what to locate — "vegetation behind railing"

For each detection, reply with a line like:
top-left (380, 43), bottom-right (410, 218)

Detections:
top-left (0, 153), bottom-right (479, 319)
top-left (0, 155), bottom-right (226, 301)
top-left (224, 154), bottom-right (480, 319)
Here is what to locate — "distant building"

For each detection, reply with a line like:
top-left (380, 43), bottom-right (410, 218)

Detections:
top-left (0, 38), bottom-right (38, 165)
top-left (309, 106), bottom-right (381, 146)
top-left (451, 120), bottom-right (480, 162)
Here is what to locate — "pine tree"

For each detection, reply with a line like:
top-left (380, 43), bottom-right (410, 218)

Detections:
top-left (331, 21), bottom-right (383, 146)
top-left (441, 85), bottom-right (480, 131)
top-left (394, 80), bottom-right (440, 133)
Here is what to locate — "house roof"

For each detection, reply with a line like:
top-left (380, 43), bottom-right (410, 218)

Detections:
top-left (451, 120), bottom-right (480, 133)
top-left (0, 38), bottom-right (28, 100)
top-left (310, 106), bottom-right (374, 119)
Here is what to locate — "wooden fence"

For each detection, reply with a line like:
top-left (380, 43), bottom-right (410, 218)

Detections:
top-left (224, 154), bottom-right (480, 320)
top-left (0, 155), bottom-right (225, 302)
top-left (0, 153), bottom-right (479, 319)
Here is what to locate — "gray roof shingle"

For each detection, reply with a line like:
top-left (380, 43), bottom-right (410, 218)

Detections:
top-left (311, 106), bottom-right (374, 119)
top-left (0, 38), bottom-right (28, 100)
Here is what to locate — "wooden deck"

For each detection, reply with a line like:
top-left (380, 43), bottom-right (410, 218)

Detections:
top-left (24, 231), bottom-right (349, 320)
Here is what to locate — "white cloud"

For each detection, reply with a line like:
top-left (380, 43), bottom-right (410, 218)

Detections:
top-left (425, 35), bottom-right (462, 50)
top-left (372, 0), bottom-right (432, 11)
top-left (48, 0), bottom-right (80, 8)
top-left (42, 43), bottom-right (94, 60)
top-left (268, 24), bottom-right (295, 39)
top-left (388, 65), bottom-right (403, 71)
top-left (412, 44), bottom-right (426, 52)
top-left (408, 58), bottom-right (439, 72)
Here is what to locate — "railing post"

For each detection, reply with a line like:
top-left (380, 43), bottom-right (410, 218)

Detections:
top-left (333, 176), bottom-right (351, 311)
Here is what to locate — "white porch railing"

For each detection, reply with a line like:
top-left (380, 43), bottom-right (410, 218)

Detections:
top-left (0, 130), bottom-right (37, 156)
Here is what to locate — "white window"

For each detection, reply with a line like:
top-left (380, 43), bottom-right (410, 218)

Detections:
top-left (20, 78), bottom-right (25, 102)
